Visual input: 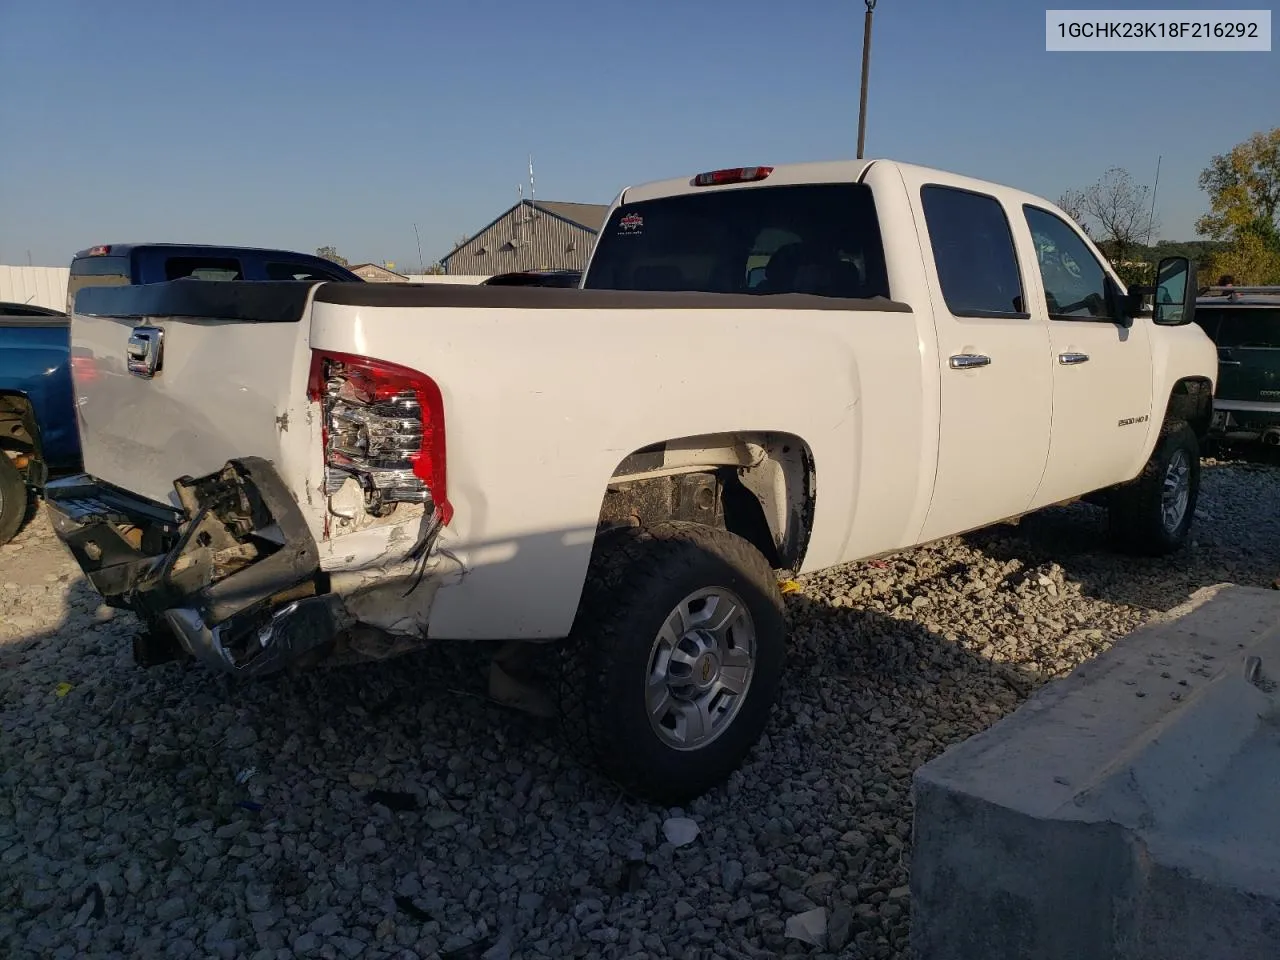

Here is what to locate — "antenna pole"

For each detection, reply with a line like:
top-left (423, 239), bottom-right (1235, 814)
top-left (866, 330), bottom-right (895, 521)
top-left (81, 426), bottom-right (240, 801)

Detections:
top-left (1145, 155), bottom-right (1162, 246)
top-left (856, 0), bottom-right (877, 159)
top-left (413, 223), bottom-right (424, 275)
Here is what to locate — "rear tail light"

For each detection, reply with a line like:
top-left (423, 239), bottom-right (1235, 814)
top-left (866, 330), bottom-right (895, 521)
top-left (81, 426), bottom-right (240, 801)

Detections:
top-left (307, 351), bottom-right (452, 525)
top-left (70, 354), bottom-right (99, 384)
top-left (692, 166), bottom-right (774, 187)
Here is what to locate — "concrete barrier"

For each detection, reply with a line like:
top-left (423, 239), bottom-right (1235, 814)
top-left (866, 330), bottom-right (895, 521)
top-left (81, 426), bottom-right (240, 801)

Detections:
top-left (911, 584), bottom-right (1280, 960)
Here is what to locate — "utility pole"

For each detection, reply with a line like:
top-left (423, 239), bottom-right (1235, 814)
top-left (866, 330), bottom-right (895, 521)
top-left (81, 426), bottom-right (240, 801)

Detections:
top-left (856, 0), bottom-right (877, 160)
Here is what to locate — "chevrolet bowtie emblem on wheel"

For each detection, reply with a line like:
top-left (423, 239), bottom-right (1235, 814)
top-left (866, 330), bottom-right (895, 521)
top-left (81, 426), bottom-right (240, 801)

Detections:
top-left (127, 325), bottom-right (164, 379)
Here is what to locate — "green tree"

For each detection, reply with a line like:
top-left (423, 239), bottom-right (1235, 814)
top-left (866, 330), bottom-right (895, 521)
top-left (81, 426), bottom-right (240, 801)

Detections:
top-left (1196, 128), bottom-right (1280, 284)
top-left (1206, 232), bottom-right (1280, 286)
top-left (316, 246), bottom-right (349, 267)
top-left (1196, 128), bottom-right (1280, 247)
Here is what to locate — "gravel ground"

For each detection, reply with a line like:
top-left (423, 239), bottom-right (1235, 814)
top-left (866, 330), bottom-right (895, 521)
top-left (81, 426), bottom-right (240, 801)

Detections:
top-left (2, 455), bottom-right (1279, 960)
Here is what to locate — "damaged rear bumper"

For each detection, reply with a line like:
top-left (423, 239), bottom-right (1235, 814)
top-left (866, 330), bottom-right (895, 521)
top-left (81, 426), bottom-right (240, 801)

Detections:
top-left (45, 457), bottom-right (352, 676)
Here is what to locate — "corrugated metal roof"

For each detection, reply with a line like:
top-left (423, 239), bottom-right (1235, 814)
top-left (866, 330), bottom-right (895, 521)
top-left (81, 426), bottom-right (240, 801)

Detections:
top-left (532, 201), bottom-right (609, 232)
top-left (441, 200), bottom-right (608, 266)
top-left (442, 203), bottom-right (600, 276)
top-left (0, 266), bottom-right (71, 312)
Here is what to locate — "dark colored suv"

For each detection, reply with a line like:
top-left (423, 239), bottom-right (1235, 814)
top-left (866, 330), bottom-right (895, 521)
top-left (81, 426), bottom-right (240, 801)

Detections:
top-left (1194, 284), bottom-right (1280, 445)
top-left (66, 243), bottom-right (362, 313)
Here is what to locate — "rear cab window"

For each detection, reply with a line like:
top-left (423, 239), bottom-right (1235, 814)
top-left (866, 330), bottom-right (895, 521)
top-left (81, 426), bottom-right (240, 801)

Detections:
top-left (67, 255), bottom-right (131, 313)
top-left (1197, 307), bottom-right (1280, 349)
top-left (165, 257), bottom-right (243, 281)
top-left (920, 185), bottom-right (1027, 318)
top-left (583, 183), bottom-right (890, 300)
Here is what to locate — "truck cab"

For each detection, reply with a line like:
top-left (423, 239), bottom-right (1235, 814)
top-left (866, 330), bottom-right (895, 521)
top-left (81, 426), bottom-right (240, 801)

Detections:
top-left (65, 243), bottom-right (362, 313)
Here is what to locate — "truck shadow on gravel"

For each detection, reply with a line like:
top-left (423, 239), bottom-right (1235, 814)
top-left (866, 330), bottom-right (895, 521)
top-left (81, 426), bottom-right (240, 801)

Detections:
top-left (0, 540), bottom-right (1049, 960)
top-left (961, 460), bottom-right (1280, 615)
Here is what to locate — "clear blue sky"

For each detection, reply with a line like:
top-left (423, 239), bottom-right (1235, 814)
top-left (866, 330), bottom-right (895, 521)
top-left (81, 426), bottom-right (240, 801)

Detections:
top-left (1, 0), bottom-right (1275, 268)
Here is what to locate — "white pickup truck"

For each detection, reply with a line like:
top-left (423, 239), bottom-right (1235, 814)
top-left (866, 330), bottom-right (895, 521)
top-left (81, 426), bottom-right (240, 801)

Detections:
top-left (48, 158), bottom-right (1215, 803)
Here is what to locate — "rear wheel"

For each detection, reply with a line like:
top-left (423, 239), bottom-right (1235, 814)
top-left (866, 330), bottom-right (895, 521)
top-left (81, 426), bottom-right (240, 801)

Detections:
top-left (1107, 419), bottom-right (1200, 556)
top-left (562, 521), bottom-right (786, 805)
top-left (0, 454), bottom-right (30, 546)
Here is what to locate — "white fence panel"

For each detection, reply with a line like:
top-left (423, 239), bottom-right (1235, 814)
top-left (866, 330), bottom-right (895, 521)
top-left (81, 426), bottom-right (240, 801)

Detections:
top-left (0, 266), bottom-right (71, 312)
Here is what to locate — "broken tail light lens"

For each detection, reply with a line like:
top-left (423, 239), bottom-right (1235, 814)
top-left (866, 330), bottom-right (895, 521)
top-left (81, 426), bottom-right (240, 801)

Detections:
top-left (307, 351), bottom-right (452, 525)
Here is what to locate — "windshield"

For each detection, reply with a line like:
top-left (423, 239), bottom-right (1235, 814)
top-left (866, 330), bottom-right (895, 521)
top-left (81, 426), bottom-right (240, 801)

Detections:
top-left (584, 183), bottom-right (889, 299)
top-left (1196, 307), bottom-right (1280, 348)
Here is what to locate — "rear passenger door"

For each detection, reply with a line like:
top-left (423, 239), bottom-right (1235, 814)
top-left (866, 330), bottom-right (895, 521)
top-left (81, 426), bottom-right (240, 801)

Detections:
top-left (909, 181), bottom-right (1053, 542)
top-left (1018, 205), bottom-right (1154, 508)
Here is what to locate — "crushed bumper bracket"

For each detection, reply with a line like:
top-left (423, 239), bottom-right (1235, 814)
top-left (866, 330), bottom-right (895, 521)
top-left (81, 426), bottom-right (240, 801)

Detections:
top-left (47, 458), bottom-right (351, 677)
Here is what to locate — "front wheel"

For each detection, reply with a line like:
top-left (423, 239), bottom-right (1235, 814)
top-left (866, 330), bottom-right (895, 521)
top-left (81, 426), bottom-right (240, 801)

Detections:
top-left (0, 454), bottom-right (31, 546)
top-left (562, 521), bottom-right (786, 805)
top-left (1107, 419), bottom-right (1200, 556)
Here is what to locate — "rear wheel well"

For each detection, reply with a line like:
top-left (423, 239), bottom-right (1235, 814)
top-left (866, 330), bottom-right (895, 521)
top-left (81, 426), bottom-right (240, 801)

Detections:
top-left (0, 393), bottom-right (40, 460)
top-left (596, 432), bottom-right (816, 572)
top-left (1165, 377), bottom-right (1213, 440)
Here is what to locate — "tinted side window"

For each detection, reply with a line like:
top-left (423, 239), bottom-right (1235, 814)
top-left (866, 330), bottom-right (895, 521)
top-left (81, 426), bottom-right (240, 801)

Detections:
top-left (920, 185), bottom-right (1026, 318)
top-left (165, 257), bottom-right (243, 281)
top-left (1200, 308), bottom-right (1280, 349)
top-left (265, 261), bottom-right (347, 282)
top-left (584, 183), bottom-right (890, 300)
top-left (1023, 206), bottom-right (1115, 320)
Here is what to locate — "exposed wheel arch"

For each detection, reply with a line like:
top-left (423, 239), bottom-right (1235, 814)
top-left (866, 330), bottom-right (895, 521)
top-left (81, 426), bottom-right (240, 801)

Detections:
top-left (0, 392), bottom-right (41, 460)
top-left (597, 431), bottom-right (817, 572)
top-left (1164, 377), bottom-right (1213, 442)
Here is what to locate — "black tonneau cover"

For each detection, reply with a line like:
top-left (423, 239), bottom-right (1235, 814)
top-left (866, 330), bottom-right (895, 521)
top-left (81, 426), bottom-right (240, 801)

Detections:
top-left (73, 280), bottom-right (316, 323)
top-left (313, 282), bottom-right (913, 313)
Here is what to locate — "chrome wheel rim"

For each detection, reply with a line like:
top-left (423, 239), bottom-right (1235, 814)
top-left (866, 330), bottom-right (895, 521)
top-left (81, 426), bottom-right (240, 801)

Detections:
top-left (1161, 449), bottom-right (1191, 533)
top-left (646, 586), bottom-right (756, 752)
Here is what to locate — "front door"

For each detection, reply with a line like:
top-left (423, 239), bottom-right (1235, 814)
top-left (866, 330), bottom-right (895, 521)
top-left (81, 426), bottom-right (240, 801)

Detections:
top-left (1018, 204), bottom-right (1155, 509)
top-left (908, 179), bottom-right (1053, 543)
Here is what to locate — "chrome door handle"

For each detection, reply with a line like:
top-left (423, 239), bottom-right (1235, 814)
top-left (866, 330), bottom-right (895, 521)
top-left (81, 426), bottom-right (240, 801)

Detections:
top-left (1058, 352), bottom-right (1090, 365)
top-left (1218, 360), bottom-right (1242, 366)
top-left (949, 354), bottom-right (991, 369)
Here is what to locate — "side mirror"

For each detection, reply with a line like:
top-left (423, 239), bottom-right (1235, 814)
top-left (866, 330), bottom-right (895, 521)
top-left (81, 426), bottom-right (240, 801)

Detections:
top-left (1120, 256), bottom-right (1196, 326)
top-left (1152, 255), bottom-right (1196, 325)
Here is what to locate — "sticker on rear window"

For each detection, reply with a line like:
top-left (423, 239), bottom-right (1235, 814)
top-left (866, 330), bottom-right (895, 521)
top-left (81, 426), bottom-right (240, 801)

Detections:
top-left (618, 213), bottom-right (644, 235)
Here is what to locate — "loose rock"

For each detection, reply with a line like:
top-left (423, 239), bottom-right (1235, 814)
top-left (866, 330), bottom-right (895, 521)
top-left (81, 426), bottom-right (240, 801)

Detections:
top-left (1, 460), bottom-right (1276, 960)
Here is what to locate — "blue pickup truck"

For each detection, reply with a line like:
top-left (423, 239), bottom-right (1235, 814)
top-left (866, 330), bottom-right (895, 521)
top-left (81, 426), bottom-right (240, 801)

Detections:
top-left (0, 243), bottom-right (363, 543)
top-left (0, 301), bottom-right (79, 543)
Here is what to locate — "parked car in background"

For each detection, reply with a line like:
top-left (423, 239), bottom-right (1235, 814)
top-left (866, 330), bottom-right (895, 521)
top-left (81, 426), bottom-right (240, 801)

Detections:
top-left (48, 158), bottom-right (1214, 802)
top-left (66, 243), bottom-right (363, 312)
top-left (481, 269), bottom-right (582, 287)
top-left (1194, 284), bottom-right (1280, 445)
top-left (0, 302), bottom-right (77, 544)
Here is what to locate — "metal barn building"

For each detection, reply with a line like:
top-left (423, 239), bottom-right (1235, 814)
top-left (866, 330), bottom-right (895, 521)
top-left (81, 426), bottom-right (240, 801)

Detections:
top-left (442, 200), bottom-right (608, 276)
